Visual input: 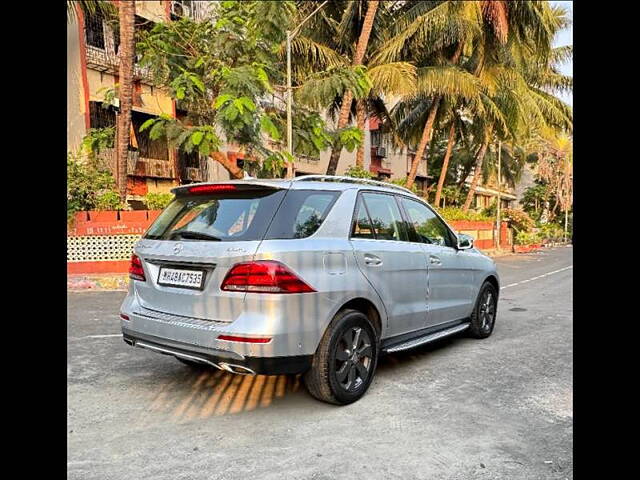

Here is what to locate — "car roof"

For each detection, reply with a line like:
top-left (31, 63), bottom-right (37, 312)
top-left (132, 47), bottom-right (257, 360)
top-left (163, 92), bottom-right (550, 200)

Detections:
top-left (172, 175), bottom-right (420, 197)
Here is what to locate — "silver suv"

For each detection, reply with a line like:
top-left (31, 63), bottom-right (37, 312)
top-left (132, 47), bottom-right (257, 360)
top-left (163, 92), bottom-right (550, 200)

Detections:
top-left (120, 176), bottom-right (499, 405)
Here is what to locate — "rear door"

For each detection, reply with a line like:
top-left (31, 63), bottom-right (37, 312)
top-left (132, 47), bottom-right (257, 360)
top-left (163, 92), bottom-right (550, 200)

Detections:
top-left (397, 196), bottom-right (474, 327)
top-left (350, 191), bottom-right (429, 337)
top-left (132, 184), bottom-right (287, 322)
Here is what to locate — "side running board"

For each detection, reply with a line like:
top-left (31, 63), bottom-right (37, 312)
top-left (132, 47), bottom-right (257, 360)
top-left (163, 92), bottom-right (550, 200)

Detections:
top-left (383, 323), bottom-right (470, 354)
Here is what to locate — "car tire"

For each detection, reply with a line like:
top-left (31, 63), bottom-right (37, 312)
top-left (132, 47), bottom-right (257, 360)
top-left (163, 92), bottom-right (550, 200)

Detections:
top-left (303, 309), bottom-right (379, 405)
top-left (468, 281), bottom-right (498, 339)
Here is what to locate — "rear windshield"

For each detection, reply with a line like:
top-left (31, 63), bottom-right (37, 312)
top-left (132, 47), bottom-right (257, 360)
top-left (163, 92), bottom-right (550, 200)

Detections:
top-left (144, 188), bottom-right (339, 242)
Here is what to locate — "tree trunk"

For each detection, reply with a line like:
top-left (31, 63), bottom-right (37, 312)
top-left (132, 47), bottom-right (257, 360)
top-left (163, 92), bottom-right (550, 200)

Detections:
top-left (116, 0), bottom-right (135, 202)
top-left (405, 43), bottom-right (463, 190)
top-left (462, 136), bottom-right (490, 212)
top-left (406, 97), bottom-right (441, 189)
top-left (325, 0), bottom-right (379, 176)
top-left (355, 99), bottom-right (367, 168)
top-left (211, 152), bottom-right (244, 179)
top-left (434, 121), bottom-right (456, 207)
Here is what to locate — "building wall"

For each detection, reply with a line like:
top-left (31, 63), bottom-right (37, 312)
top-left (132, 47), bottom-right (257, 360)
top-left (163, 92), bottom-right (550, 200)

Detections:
top-left (67, 18), bottom-right (86, 150)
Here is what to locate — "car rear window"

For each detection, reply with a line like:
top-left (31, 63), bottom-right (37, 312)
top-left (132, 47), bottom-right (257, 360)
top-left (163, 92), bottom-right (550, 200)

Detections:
top-left (264, 190), bottom-right (340, 239)
top-left (144, 189), bottom-right (287, 242)
top-left (144, 188), bottom-right (339, 242)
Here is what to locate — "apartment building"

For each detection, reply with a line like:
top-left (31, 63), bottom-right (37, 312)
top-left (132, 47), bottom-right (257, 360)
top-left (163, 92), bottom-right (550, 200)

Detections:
top-left (67, 1), bottom-right (231, 207)
top-left (67, 0), bottom-right (515, 211)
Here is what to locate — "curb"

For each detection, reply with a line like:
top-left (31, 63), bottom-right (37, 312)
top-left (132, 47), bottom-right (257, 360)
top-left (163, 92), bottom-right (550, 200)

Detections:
top-left (68, 274), bottom-right (129, 292)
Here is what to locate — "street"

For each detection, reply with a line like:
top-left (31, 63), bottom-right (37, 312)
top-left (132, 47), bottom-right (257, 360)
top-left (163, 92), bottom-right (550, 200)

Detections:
top-left (68, 246), bottom-right (573, 480)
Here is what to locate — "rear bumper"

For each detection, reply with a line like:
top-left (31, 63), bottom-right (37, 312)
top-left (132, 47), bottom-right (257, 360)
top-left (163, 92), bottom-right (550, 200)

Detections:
top-left (122, 329), bottom-right (312, 375)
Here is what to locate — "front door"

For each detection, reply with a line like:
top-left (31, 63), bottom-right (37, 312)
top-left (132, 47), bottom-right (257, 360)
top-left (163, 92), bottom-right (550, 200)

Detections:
top-left (350, 192), bottom-right (429, 337)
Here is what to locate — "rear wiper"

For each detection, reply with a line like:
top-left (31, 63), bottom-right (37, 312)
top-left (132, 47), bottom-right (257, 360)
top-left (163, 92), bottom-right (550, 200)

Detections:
top-left (171, 231), bottom-right (222, 241)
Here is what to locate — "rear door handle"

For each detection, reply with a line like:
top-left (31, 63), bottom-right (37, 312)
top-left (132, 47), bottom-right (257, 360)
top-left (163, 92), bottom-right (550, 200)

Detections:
top-left (429, 255), bottom-right (442, 266)
top-left (364, 254), bottom-right (383, 266)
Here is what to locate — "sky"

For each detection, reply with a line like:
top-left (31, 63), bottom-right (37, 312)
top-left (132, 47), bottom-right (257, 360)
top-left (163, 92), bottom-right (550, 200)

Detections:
top-left (551, 1), bottom-right (573, 106)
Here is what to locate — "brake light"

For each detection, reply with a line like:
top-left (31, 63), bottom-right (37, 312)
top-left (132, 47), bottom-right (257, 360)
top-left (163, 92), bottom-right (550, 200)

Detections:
top-left (129, 254), bottom-right (146, 281)
top-left (221, 261), bottom-right (315, 293)
top-left (217, 335), bottom-right (272, 344)
top-left (188, 184), bottom-right (237, 195)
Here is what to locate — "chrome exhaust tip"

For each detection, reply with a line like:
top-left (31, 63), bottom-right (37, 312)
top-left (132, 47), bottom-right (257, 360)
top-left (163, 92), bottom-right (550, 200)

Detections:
top-left (218, 362), bottom-right (256, 376)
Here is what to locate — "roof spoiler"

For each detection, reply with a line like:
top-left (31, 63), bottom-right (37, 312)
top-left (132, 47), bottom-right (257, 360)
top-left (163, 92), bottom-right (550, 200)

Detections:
top-left (171, 180), bottom-right (291, 196)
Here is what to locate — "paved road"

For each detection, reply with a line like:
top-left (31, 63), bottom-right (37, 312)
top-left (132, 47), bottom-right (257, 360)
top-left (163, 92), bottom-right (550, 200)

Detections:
top-left (68, 247), bottom-right (573, 480)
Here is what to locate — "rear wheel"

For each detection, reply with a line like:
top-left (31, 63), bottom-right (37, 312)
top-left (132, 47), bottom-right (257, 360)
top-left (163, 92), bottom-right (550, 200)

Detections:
top-left (468, 282), bottom-right (498, 339)
top-left (303, 309), bottom-right (378, 405)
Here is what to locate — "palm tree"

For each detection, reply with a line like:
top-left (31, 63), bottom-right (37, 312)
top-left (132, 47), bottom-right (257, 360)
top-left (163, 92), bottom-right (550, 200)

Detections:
top-left (116, 0), bottom-right (135, 201)
top-left (325, 0), bottom-right (379, 176)
top-left (67, 0), bottom-right (116, 24)
top-left (434, 119), bottom-right (457, 206)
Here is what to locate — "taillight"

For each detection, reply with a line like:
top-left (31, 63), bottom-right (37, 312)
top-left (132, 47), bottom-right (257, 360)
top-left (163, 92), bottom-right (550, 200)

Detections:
top-left (221, 261), bottom-right (315, 294)
top-left (129, 254), bottom-right (146, 281)
top-left (188, 184), bottom-right (237, 195)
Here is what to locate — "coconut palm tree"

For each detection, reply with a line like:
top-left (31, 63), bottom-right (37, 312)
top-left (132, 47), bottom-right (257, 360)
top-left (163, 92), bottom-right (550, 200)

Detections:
top-left (67, 0), bottom-right (116, 23)
top-left (116, 0), bottom-right (135, 201)
top-left (325, 0), bottom-right (379, 176)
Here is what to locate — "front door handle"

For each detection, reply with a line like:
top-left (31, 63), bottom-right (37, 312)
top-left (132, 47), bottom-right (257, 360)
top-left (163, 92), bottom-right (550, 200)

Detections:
top-left (429, 255), bottom-right (442, 266)
top-left (364, 254), bottom-right (383, 266)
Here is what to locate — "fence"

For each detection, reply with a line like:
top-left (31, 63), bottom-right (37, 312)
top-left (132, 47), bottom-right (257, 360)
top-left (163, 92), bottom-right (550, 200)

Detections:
top-left (67, 211), bottom-right (512, 275)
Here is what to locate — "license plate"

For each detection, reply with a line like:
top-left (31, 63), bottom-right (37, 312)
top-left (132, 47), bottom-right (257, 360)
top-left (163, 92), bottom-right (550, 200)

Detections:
top-left (158, 267), bottom-right (205, 290)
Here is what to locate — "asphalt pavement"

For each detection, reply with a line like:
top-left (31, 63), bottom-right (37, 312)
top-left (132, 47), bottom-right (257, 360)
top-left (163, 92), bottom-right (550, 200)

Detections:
top-left (68, 246), bottom-right (573, 480)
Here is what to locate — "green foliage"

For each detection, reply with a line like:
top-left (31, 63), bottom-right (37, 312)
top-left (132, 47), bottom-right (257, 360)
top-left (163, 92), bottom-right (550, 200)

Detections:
top-left (538, 223), bottom-right (565, 243)
top-left (81, 127), bottom-right (115, 157)
top-left (502, 208), bottom-right (535, 233)
top-left (133, 0), bottom-right (346, 177)
top-left (95, 191), bottom-right (125, 211)
top-left (435, 207), bottom-right (492, 222)
top-left (296, 65), bottom-right (373, 110)
top-left (515, 230), bottom-right (542, 246)
top-left (143, 192), bottom-right (174, 210)
top-left (388, 177), bottom-right (418, 194)
top-left (344, 165), bottom-right (373, 179)
top-left (520, 183), bottom-right (549, 220)
top-left (67, 152), bottom-right (125, 222)
top-left (337, 127), bottom-right (364, 153)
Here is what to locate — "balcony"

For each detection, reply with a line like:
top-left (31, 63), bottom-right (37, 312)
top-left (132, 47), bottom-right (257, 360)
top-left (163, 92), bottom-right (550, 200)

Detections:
top-left (370, 148), bottom-right (392, 176)
top-left (97, 148), bottom-right (175, 179)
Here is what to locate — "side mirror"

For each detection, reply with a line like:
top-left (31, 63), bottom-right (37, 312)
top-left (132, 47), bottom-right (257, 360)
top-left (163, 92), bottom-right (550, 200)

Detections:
top-left (457, 233), bottom-right (474, 250)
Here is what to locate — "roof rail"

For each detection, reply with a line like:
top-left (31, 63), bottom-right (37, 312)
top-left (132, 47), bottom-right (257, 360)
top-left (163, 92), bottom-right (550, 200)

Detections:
top-left (292, 175), bottom-right (415, 195)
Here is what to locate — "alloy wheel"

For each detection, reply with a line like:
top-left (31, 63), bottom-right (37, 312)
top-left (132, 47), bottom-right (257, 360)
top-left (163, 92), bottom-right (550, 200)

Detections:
top-left (479, 291), bottom-right (496, 332)
top-left (334, 327), bottom-right (373, 392)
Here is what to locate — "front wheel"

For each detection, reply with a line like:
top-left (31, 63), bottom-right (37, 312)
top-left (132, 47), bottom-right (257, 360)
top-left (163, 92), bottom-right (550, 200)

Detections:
top-left (303, 309), bottom-right (378, 405)
top-left (468, 281), bottom-right (498, 339)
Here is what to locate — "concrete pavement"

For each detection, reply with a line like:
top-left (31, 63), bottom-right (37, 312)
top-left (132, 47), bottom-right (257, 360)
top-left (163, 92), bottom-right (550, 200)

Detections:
top-left (67, 246), bottom-right (573, 480)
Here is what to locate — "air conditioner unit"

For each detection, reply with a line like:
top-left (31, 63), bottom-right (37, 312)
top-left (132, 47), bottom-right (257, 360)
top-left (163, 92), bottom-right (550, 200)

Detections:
top-left (171, 1), bottom-right (190, 18)
top-left (377, 147), bottom-right (387, 158)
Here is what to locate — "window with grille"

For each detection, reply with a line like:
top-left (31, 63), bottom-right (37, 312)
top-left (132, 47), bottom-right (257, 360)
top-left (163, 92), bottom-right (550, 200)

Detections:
top-left (131, 111), bottom-right (169, 161)
top-left (89, 101), bottom-right (116, 129)
top-left (84, 12), bottom-right (105, 49)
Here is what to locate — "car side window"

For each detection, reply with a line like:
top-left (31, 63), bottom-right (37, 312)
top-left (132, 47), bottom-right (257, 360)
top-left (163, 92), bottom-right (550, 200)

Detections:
top-left (361, 192), bottom-right (409, 242)
top-left (351, 196), bottom-right (376, 239)
top-left (399, 197), bottom-right (455, 248)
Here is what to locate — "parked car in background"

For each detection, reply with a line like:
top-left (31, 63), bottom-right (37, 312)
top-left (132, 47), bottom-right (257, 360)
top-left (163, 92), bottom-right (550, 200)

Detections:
top-left (120, 176), bottom-right (499, 404)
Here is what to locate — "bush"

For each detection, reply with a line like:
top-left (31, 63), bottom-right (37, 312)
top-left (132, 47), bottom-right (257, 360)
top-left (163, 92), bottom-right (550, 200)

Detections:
top-left (515, 230), bottom-right (542, 245)
top-left (502, 208), bottom-right (535, 233)
top-left (67, 152), bottom-right (126, 223)
top-left (435, 207), bottom-right (493, 222)
top-left (143, 192), bottom-right (174, 210)
top-left (538, 223), bottom-right (565, 243)
top-left (344, 165), bottom-right (373, 179)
